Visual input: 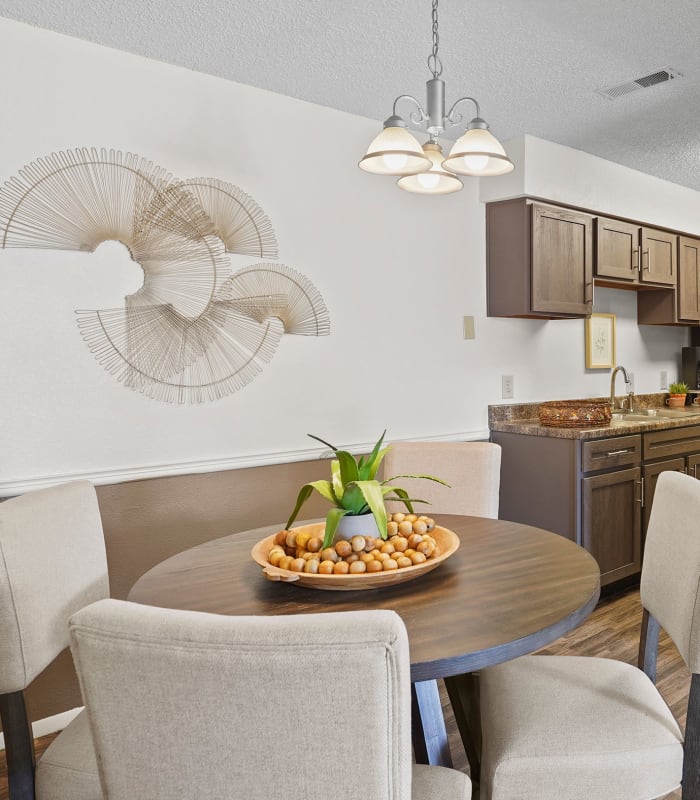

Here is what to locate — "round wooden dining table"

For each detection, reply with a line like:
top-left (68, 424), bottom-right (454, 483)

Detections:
top-left (128, 514), bottom-right (600, 770)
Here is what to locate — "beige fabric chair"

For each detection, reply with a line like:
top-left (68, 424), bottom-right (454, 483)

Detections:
top-left (383, 441), bottom-right (501, 776)
top-left (69, 599), bottom-right (471, 800)
top-left (0, 481), bottom-right (107, 800)
top-left (479, 469), bottom-right (700, 800)
top-left (382, 441), bottom-right (501, 518)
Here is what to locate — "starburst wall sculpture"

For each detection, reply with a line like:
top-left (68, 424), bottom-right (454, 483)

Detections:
top-left (0, 148), bottom-right (330, 403)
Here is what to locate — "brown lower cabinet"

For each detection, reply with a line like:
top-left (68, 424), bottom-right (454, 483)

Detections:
top-left (494, 423), bottom-right (700, 587)
top-left (581, 467), bottom-right (641, 584)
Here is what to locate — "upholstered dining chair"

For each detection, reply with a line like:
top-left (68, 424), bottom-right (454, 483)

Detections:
top-left (382, 441), bottom-right (501, 519)
top-left (0, 480), bottom-right (106, 800)
top-left (383, 440), bottom-right (501, 774)
top-left (479, 469), bottom-right (700, 800)
top-left (69, 599), bottom-right (471, 800)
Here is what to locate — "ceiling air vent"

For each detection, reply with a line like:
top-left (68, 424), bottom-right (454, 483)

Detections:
top-left (596, 67), bottom-right (682, 100)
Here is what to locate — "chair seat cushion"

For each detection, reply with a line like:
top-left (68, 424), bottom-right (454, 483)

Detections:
top-left (412, 763), bottom-right (471, 799)
top-left (480, 655), bottom-right (683, 800)
top-left (35, 710), bottom-right (102, 800)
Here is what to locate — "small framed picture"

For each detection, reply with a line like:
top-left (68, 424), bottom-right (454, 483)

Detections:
top-left (585, 313), bottom-right (616, 369)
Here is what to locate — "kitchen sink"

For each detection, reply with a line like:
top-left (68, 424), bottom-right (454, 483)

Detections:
top-left (616, 408), bottom-right (700, 422)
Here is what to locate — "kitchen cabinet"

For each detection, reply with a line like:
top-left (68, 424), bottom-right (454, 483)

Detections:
top-left (580, 436), bottom-right (642, 584)
top-left (641, 457), bottom-right (685, 531)
top-left (581, 467), bottom-right (641, 585)
top-left (493, 430), bottom-right (642, 586)
top-left (641, 426), bottom-right (700, 529)
top-left (678, 236), bottom-right (700, 322)
top-left (486, 198), bottom-right (593, 319)
top-left (494, 422), bottom-right (700, 587)
top-left (637, 235), bottom-right (700, 325)
top-left (596, 216), bottom-right (677, 287)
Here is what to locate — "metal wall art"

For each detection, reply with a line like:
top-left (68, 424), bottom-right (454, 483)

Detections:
top-left (0, 148), bottom-right (330, 403)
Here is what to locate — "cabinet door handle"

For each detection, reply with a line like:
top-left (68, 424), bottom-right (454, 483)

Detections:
top-left (635, 477), bottom-right (645, 506)
top-left (642, 248), bottom-right (651, 272)
top-left (606, 449), bottom-right (631, 456)
top-left (633, 246), bottom-right (640, 272)
top-left (695, 464), bottom-right (698, 479)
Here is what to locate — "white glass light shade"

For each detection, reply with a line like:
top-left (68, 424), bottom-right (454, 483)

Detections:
top-left (442, 127), bottom-right (514, 177)
top-left (359, 126), bottom-right (432, 176)
top-left (397, 143), bottom-right (463, 194)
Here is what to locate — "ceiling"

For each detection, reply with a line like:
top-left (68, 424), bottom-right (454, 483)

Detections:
top-left (3, 0), bottom-right (700, 190)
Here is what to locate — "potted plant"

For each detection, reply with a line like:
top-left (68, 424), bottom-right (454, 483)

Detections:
top-left (285, 431), bottom-right (449, 548)
top-left (668, 382), bottom-right (689, 408)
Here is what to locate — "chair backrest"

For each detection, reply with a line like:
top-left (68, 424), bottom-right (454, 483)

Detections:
top-left (641, 470), bottom-right (700, 674)
top-left (70, 599), bottom-right (412, 800)
top-left (382, 441), bottom-right (501, 518)
top-left (0, 481), bottom-right (109, 693)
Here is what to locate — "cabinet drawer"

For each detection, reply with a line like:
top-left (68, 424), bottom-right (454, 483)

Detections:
top-left (644, 425), bottom-right (700, 460)
top-left (582, 435), bottom-right (642, 472)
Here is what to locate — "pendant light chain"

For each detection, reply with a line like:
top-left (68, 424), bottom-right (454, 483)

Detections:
top-left (358, 0), bottom-right (514, 188)
top-left (428, 0), bottom-right (443, 79)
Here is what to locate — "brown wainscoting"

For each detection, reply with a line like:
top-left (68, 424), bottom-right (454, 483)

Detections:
top-left (23, 458), bottom-right (333, 724)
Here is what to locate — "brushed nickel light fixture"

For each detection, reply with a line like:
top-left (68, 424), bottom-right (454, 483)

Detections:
top-left (359, 0), bottom-right (513, 195)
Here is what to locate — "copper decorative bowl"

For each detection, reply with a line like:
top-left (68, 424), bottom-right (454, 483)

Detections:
top-left (539, 400), bottom-right (612, 428)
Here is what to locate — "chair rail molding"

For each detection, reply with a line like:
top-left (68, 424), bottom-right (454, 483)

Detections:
top-left (0, 428), bottom-right (489, 497)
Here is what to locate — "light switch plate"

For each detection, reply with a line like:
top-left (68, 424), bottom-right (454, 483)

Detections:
top-left (660, 370), bottom-right (668, 390)
top-left (502, 374), bottom-right (514, 399)
top-left (463, 316), bottom-right (475, 339)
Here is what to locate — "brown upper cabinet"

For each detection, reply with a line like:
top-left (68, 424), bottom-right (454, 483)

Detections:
top-left (486, 198), bottom-right (593, 319)
top-left (637, 235), bottom-right (700, 325)
top-left (596, 216), bottom-right (676, 287)
top-left (678, 236), bottom-right (700, 323)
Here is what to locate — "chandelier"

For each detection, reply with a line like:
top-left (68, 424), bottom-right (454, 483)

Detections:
top-left (359, 0), bottom-right (514, 195)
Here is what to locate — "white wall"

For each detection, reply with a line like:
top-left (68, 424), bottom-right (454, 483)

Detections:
top-left (0, 20), bottom-right (688, 494)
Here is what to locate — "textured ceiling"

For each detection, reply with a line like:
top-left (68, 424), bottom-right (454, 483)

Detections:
top-left (3, 0), bottom-right (700, 190)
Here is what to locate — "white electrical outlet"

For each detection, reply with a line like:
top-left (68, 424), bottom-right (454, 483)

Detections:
top-left (627, 372), bottom-right (634, 393)
top-left (660, 370), bottom-right (668, 390)
top-left (502, 374), bottom-right (514, 399)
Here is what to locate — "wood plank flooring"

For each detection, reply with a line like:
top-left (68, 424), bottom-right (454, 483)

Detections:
top-left (0, 587), bottom-right (689, 799)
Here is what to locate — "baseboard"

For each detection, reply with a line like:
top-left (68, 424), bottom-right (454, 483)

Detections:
top-left (0, 707), bottom-right (83, 750)
top-left (0, 428), bottom-right (489, 497)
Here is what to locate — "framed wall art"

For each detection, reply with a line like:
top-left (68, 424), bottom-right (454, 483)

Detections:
top-left (585, 313), bottom-right (616, 369)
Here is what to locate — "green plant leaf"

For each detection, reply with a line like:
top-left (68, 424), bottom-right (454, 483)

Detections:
top-left (285, 480), bottom-right (337, 529)
top-left (307, 433), bottom-right (338, 451)
top-left (382, 473), bottom-right (451, 487)
top-left (323, 507), bottom-right (350, 548)
top-left (382, 485), bottom-right (414, 513)
top-left (341, 482), bottom-right (369, 514)
top-left (335, 450), bottom-right (360, 486)
top-left (330, 460), bottom-right (344, 502)
top-left (361, 430), bottom-right (387, 480)
top-left (352, 479), bottom-right (388, 539)
top-left (307, 480), bottom-right (337, 505)
top-left (285, 484), bottom-right (314, 529)
top-left (382, 492), bottom-right (431, 504)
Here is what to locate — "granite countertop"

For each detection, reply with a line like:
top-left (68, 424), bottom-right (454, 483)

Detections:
top-left (489, 394), bottom-right (700, 440)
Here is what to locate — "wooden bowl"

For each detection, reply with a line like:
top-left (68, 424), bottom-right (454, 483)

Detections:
top-left (251, 522), bottom-right (460, 591)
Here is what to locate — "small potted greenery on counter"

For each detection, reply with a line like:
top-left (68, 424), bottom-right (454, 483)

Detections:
top-left (668, 382), bottom-right (689, 408)
top-left (285, 431), bottom-right (449, 548)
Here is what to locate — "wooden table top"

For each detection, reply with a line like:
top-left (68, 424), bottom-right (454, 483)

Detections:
top-left (128, 515), bottom-right (601, 682)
